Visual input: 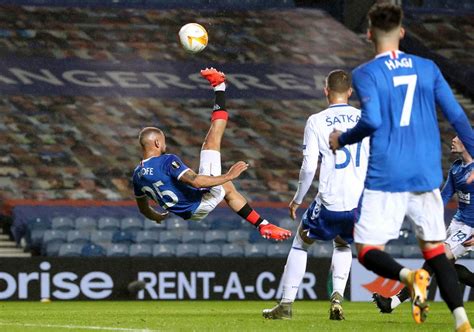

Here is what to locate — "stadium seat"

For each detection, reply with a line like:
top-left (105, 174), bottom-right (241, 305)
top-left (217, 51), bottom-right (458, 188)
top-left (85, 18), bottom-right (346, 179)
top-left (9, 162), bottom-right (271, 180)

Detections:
top-left (129, 244), bottom-right (153, 257)
top-left (204, 230), bottom-right (227, 244)
top-left (45, 243), bottom-right (62, 257)
top-left (82, 243), bottom-right (106, 257)
top-left (112, 230), bottom-right (134, 244)
top-left (266, 243), bottom-right (291, 257)
top-left (75, 217), bottom-right (97, 230)
top-left (135, 230), bottom-right (160, 244)
top-left (226, 230), bottom-right (250, 243)
top-left (385, 245), bottom-right (403, 258)
top-left (159, 230), bottom-right (182, 244)
top-left (209, 218), bottom-right (241, 230)
top-left (97, 217), bottom-right (120, 231)
top-left (58, 243), bottom-right (82, 257)
top-left (51, 217), bottom-right (75, 231)
top-left (198, 244), bottom-right (221, 257)
top-left (30, 229), bottom-right (48, 247)
top-left (143, 218), bottom-right (166, 230)
top-left (42, 230), bottom-right (67, 246)
top-left (248, 231), bottom-right (268, 244)
top-left (182, 230), bottom-right (205, 244)
top-left (312, 242), bottom-right (333, 258)
top-left (166, 217), bottom-right (188, 230)
top-left (402, 245), bottom-right (422, 258)
top-left (107, 243), bottom-right (129, 257)
top-left (221, 244), bottom-right (244, 257)
top-left (28, 218), bottom-right (51, 231)
top-left (152, 244), bottom-right (176, 257)
top-left (66, 230), bottom-right (91, 244)
top-left (121, 217), bottom-right (143, 232)
top-left (188, 219), bottom-right (211, 231)
top-left (176, 244), bottom-right (199, 257)
top-left (244, 244), bottom-right (267, 257)
top-left (90, 230), bottom-right (114, 244)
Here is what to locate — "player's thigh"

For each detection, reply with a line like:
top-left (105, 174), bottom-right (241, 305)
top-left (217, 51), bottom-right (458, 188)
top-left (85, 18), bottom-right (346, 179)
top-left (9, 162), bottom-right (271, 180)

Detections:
top-left (406, 189), bottom-right (446, 242)
top-left (445, 219), bottom-right (473, 259)
top-left (199, 150), bottom-right (221, 176)
top-left (354, 189), bottom-right (407, 245)
top-left (188, 186), bottom-right (225, 221)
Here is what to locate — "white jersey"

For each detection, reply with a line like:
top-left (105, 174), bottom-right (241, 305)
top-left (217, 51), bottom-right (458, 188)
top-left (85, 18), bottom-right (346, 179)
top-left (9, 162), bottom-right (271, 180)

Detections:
top-left (303, 104), bottom-right (369, 211)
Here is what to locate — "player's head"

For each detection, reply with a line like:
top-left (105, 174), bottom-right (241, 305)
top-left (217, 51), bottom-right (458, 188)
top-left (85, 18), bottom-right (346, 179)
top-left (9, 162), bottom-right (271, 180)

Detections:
top-left (324, 69), bottom-right (352, 104)
top-left (138, 127), bottom-right (166, 154)
top-left (367, 3), bottom-right (404, 46)
top-left (451, 136), bottom-right (466, 154)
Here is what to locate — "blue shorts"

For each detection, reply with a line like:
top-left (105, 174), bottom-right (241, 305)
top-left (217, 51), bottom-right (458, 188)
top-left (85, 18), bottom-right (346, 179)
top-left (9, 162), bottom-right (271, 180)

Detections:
top-left (301, 200), bottom-right (355, 244)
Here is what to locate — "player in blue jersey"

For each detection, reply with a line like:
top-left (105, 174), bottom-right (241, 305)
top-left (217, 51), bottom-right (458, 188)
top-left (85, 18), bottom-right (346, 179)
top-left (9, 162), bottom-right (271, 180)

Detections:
top-left (328, 4), bottom-right (474, 330)
top-left (132, 68), bottom-right (291, 241)
top-left (374, 134), bottom-right (474, 313)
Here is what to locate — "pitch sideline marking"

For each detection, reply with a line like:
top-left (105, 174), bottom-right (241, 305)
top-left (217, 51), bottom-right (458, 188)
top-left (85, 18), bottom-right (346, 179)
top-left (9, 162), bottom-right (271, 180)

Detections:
top-left (0, 322), bottom-right (160, 331)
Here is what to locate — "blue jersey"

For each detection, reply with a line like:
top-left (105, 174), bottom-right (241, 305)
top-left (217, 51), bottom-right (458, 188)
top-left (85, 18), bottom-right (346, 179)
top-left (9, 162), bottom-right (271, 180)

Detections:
top-left (441, 160), bottom-right (474, 227)
top-left (132, 154), bottom-right (205, 220)
top-left (340, 50), bottom-right (474, 192)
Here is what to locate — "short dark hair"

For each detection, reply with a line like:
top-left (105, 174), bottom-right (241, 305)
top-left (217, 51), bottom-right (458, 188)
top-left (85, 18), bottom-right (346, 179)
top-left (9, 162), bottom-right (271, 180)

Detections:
top-left (326, 70), bottom-right (351, 93)
top-left (368, 3), bottom-right (403, 32)
top-left (138, 127), bottom-right (163, 147)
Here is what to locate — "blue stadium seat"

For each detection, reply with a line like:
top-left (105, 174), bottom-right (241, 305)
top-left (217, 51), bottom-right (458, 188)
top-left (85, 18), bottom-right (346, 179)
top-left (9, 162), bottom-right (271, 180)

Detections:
top-left (159, 230), bottom-right (181, 244)
top-left (176, 244), bottom-right (198, 257)
top-left (209, 218), bottom-right (241, 230)
top-left (58, 244), bottom-right (82, 257)
top-left (51, 217), bottom-right (75, 231)
top-left (312, 242), bottom-right (333, 258)
top-left (75, 217), bottom-right (97, 230)
top-left (31, 229), bottom-right (48, 247)
top-left (204, 230), bottom-right (227, 244)
top-left (129, 244), bottom-right (153, 257)
top-left (385, 245), bottom-right (403, 258)
top-left (135, 230), bottom-right (160, 244)
top-left (248, 231), bottom-right (268, 244)
top-left (166, 217), bottom-right (188, 230)
top-left (402, 245), bottom-right (422, 258)
top-left (226, 230), bottom-right (250, 243)
top-left (28, 218), bottom-right (51, 231)
top-left (121, 217), bottom-right (143, 232)
top-left (266, 243), bottom-right (291, 257)
top-left (90, 230), bottom-right (114, 244)
top-left (143, 218), bottom-right (166, 230)
top-left (45, 243), bottom-right (62, 256)
top-left (221, 244), bottom-right (244, 257)
top-left (107, 243), bottom-right (129, 257)
top-left (112, 230), bottom-right (134, 244)
top-left (188, 219), bottom-right (211, 231)
top-left (81, 243), bottom-right (106, 257)
top-left (43, 230), bottom-right (67, 246)
top-left (67, 230), bottom-right (90, 244)
top-left (244, 244), bottom-right (267, 257)
top-left (152, 244), bottom-right (176, 257)
top-left (97, 217), bottom-right (120, 231)
top-left (182, 230), bottom-right (205, 244)
top-left (198, 244), bottom-right (221, 257)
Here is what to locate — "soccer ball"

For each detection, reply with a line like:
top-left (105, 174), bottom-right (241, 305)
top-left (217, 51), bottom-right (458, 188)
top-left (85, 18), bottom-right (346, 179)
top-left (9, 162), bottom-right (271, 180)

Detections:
top-left (178, 23), bottom-right (208, 53)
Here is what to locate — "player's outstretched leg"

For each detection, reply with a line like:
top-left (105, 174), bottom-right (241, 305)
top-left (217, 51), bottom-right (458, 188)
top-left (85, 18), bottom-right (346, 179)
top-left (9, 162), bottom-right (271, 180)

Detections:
top-left (222, 182), bottom-right (291, 241)
top-left (263, 226), bottom-right (311, 319)
top-left (200, 67), bottom-right (228, 152)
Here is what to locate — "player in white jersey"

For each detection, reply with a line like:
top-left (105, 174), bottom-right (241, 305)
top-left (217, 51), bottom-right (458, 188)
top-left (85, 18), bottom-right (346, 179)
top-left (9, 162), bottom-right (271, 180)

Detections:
top-left (263, 70), bottom-right (369, 320)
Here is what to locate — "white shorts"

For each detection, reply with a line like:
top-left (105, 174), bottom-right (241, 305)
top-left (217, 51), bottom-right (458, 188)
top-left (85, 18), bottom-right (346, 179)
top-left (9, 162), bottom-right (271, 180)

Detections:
top-left (445, 219), bottom-right (474, 259)
top-left (189, 150), bottom-right (225, 221)
top-left (354, 189), bottom-right (446, 245)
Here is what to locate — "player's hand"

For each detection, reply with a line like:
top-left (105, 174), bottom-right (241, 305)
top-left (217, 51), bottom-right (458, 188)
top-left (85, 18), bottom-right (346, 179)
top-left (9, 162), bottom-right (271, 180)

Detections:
top-left (463, 235), bottom-right (474, 247)
top-left (153, 211), bottom-right (169, 224)
top-left (467, 171), bottom-right (474, 185)
top-left (289, 200), bottom-right (300, 220)
top-left (226, 161), bottom-right (249, 180)
top-left (329, 128), bottom-right (342, 153)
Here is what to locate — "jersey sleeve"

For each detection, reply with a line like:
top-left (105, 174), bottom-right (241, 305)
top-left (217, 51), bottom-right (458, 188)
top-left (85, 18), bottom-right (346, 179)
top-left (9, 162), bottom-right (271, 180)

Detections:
top-left (164, 154), bottom-right (191, 180)
top-left (440, 167), bottom-right (455, 206)
top-left (339, 67), bottom-right (382, 146)
top-left (434, 64), bottom-right (474, 157)
top-left (132, 170), bottom-right (146, 198)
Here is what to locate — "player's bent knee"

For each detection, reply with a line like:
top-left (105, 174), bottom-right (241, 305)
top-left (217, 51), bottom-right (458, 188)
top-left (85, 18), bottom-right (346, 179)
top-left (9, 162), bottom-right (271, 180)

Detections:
top-left (293, 225), bottom-right (313, 251)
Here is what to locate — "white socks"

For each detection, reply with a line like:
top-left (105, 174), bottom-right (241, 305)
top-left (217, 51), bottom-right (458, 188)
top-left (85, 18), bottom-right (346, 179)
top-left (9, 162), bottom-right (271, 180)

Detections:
top-left (331, 243), bottom-right (352, 297)
top-left (390, 295), bottom-right (402, 309)
top-left (453, 307), bottom-right (469, 329)
top-left (281, 232), bottom-right (310, 303)
top-left (214, 82), bottom-right (226, 91)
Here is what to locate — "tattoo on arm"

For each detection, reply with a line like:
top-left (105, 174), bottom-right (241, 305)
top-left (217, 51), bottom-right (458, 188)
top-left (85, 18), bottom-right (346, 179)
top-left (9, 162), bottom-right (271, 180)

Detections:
top-left (179, 169), bottom-right (198, 184)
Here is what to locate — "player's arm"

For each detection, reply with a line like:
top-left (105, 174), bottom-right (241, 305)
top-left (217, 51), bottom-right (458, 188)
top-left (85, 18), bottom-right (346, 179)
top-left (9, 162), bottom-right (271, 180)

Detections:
top-left (290, 119), bottom-right (320, 219)
top-left (440, 169), bottom-right (455, 206)
top-left (330, 69), bottom-right (381, 151)
top-left (434, 65), bottom-right (474, 157)
top-left (135, 196), bottom-right (169, 223)
top-left (179, 161), bottom-right (249, 188)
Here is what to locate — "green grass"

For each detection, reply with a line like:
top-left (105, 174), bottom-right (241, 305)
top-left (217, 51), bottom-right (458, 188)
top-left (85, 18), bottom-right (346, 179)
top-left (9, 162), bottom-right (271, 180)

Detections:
top-left (0, 301), bottom-right (470, 331)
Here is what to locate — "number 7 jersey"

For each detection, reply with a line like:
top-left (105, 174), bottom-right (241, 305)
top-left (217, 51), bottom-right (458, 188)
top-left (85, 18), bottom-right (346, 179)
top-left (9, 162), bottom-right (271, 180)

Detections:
top-left (350, 50), bottom-right (474, 192)
top-left (132, 154), bottom-right (205, 220)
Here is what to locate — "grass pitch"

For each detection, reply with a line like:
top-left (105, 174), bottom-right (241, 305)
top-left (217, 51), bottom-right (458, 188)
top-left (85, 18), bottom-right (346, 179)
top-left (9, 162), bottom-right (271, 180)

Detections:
top-left (0, 301), bottom-right (470, 331)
